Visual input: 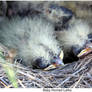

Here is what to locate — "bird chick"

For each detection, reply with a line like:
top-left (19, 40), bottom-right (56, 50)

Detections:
top-left (5, 2), bottom-right (73, 31)
top-left (0, 17), bottom-right (64, 69)
top-left (56, 19), bottom-right (92, 63)
top-left (43, 4), bottom-right (73, 31)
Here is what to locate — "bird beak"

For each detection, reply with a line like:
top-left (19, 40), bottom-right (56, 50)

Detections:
top-left (77, 47), bottom-right (92, 58)
top-left (44, 50), bottom-right (64, 71)
top-left (44, 64), bottom-right (57, 70)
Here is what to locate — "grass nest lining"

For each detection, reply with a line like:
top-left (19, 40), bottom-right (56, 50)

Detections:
top-left (0, 53), bottom-right (92, 88)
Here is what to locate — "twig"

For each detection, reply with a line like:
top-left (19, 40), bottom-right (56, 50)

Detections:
top-left (56, 59), bottom-right (91, 87)
top-left (17, 70), bottom-right (45, 86)
top-left (0, 77), bottom-right (9, 88)
top-left (17, 79), bottom-right (26, 88)
top-left (87, 73), bottom-right (92, 81)
top-left (38, 73), bottom-right (53, 87)
top-left (74, 61), bottom-right (83, 70)
top-left (0, 62), bottom-right (29, 71)
top-left (83, 80), bottom-right (91, 88)
top-left (72, 75), bottom-right (83, 88)
top-left (32, 81), bottom-right (42, 88)
top-left (0, 80), bottom-right (8, 88)
top-left (17, 70), bottom-right (35, 80)
top-left (6, 84), bottom-right (12, 88)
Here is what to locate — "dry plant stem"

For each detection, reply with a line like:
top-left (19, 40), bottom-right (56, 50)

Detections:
top-left (83, 80), bottom-right (91, 88)
top-left (0, 77), bottom-right (8, 86)
top-left (17, 70), bottom-right (35, 80)
top-left (56, 58), bottom-right (92, 87)
top-left (72, 75), bottom-right (83, 88)
top-left (6, 84), bottom-right (12, 88)
top-left (17, 79), bottom-right (26, 88)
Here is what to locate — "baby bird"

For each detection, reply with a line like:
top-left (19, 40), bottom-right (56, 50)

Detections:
top-left (56, 19), bottom-right (92, 63)
top-left (43, 4), bottom-right (73, 31)
top-left (5, 2), bottom-right (73, 31)
top-left (0, 17), bottom-right (64, 69)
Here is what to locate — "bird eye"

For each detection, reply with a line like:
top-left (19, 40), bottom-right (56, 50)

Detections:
top-left (53, 53), bottom-right (58, 59)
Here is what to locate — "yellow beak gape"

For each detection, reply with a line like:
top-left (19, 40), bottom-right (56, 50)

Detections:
top-left (77, 48), bottom-right (92, 57)
top-left (59, 50), bottom-right (64, 60)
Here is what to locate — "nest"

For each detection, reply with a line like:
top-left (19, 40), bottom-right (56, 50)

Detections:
top-left (0, 54), bottom-right (92, 88)
top-left (0, 1), bottom-right (92, 88)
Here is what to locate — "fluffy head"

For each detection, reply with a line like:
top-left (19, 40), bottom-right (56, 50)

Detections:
top-left (0, 17), bottom-right (61, 68)
top-left (43, 4), bottom-right (73, 31)
top-left (57, 20), bottom-right (91, 48)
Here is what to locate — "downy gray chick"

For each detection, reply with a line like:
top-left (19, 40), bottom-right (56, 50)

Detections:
top-left (43, 3), bottom-right (73, 31)
top-left (0, 17), bottom-right (64, 69)
top-left (56, 19), bottom-right (92, 63)
top-left (5, 2), bottom-right (73, 31)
